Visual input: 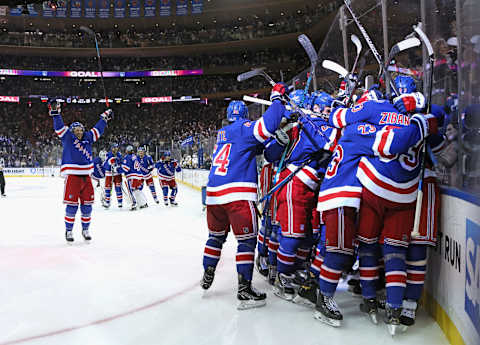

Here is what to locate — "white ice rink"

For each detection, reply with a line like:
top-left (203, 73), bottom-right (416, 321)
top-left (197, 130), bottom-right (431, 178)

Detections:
top-left (0, 177), bottom-right (449, 345)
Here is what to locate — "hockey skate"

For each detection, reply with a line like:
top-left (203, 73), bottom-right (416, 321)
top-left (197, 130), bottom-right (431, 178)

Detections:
top-left (314, 293), bottom-right (343, 327)
top-left (1, 193), bottom-right (6, 197)
top-left (237, 274), bottom-right (266, 310)
top-left (82, 229), bottom-right (92, 242)
top-left (102, 202), bottom-right (110, 209)
top-left (292, 269), bottom-right (309, 289)
top-left (139, 203), bottom-right (149, 209)
top-left (267, 265), bottom-right (277, 285)
top-left (170, 200), bottom-right (178, 206)
top-left (255, 255), bottom-right (269, 277)
top-left (347, 278), bottom-right (362, 297)
top-left (400, 299), bottom-right (417, 331)
top-left (155, 199), bottom-right (160, 204)
top-left (377, 289), bottom-right (386, 310)
top-left (273, 272), bottom-right (295, 301)
top-left (360, 298), bottom-right (378, 324)
top-left (164, 200), bottom-right (169, 206)
top-left (65, 230), bottom-right (74, 244)
top-left (385, 305), bottom-right (402, 335)
top-left (118, 204), bottom-right (122, 208)
top-left (200, 266), bottom-right (215, 290)
top-left (293, 272), bottom-right (318, 307)
top-left (130, 203), bottom-right (137, 211)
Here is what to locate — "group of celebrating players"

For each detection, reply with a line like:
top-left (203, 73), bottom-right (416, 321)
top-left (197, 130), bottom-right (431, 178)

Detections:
top-left (200, 74), bottom-right (445, 336)
top-left (48, 101), bottom-right (181, 243)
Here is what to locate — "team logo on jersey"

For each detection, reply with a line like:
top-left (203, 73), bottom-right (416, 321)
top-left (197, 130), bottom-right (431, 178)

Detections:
top-left (244, 122), bottom-right (252, 127)
top-left (242, 227), bottom-right (249, 234)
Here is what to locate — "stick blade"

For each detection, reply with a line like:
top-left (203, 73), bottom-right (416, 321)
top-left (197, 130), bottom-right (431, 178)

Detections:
top-left (388, 37), bottom-right (421, 62)
top-left (298, 34), bottom-right (318, 66)
top-left (351, 34), bottom-right (362, 54)
top-left (414, 24), bottom-right (434, 57)
top-left (322, 60), bottom-right (349, 78)
top-left (79, 26), bottom-right (95, 36)
top-left (237, 68), bottom-right (265, 82)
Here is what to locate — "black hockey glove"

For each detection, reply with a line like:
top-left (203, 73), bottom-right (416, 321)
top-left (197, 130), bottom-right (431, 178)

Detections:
top-left (48, 99), bottom-right (61, 116)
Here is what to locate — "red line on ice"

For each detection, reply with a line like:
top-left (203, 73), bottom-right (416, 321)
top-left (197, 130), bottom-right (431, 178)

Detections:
top-left (0, 282), bottom-right (199, 345)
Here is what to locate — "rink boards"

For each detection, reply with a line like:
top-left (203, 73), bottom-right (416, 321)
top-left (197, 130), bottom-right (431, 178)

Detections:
top-left (3, 167), bottom-right (479, 345)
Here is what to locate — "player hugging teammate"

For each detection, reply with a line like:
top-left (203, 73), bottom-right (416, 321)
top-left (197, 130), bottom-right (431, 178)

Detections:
top-left (200, 72), bottom-right (445, 336)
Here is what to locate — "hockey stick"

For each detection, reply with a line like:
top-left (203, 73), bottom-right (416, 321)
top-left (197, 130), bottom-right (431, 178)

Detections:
top-left (350, 34), bottom-right (363, 73)
top-left (344, 51), bottom-right (369, 107)
top-left (411, 23), bottom-right (435, 238)
top-left (298, 34), bottom-right (318, 103)
top-left (80, 26), bottom-right (109, 108)
top-left (242, 95), bottom-right (315, 115)
top-left (322, 60), bottom-right (349, 78)
top-left (342, 0), bottom-right (399, 97)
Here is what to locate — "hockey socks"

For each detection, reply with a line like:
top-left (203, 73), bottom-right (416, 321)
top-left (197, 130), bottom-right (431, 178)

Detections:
top-left (114, 184), bottom-right (123, 206)
top-left (170, 186), bottom-right (178, 203)
top-left (104, 187), bottom-right (111, 206)
top-left (404, 243), bottom-right (427, 301)
top-left (257, 217), bottom-right (270, 256)
top-left (147, 182), bottom-right (157, 201)
top-left (162, 186), bottom-right (169, 203)
top-left (64, 204), bottom-right (78, 232)
top-left (358, 242), bottom-right (381, 299)
top-left (383, 244), bottom-right (407, 308)
top-left (319, 252), bottom-right (350, 297)
top-left (80, 204), bottom-right (92, 231)
top-left (277, 236), bottom-right (302, 275)
top-left (236, 238), bottom-right (256, 281)
top-left (203, 234), bottom-right (227, 271)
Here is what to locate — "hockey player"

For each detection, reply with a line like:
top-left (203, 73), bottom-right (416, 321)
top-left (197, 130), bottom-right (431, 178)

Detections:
top-left (137, 147), bottom-right (159, 204)
top-left (266, 92), bottom-right (339, 301)
top-left (0, 154), bottom-right (5, 197)
top-left (49, 100), bottom-right (113, 243)
top-left (155, 153), bottom-right (181, 206)
top-left (91, 150), bottom-right (108, 207)
top-left (120, 145), bottom-right (148, 211)
top-left (104, 143), bottom-right (123, 208)
top-left (392, 75), bottom-right (446, 328)
top-left (200, 86), bottom-right (288, 310)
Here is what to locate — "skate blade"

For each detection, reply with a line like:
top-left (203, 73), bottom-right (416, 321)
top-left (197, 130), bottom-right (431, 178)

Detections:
top-left (66, 241), bottom-right (74, 246)
top-left (292, 295), bottom-right (315, 308)
top-left (368, 313), bottom-right (378, 325)
top-left (313, 311), bottom-right (341, 327)
top-left (400, 325), bottom-right (409, 333)
top-left (83, 239), bottom-right (91, 244)
top-left (387, 324), bottom-right (400, 336)
top-left (273, 287), bottom-right (294, 301)
top-left (237, 299), bottom-right (266, 310)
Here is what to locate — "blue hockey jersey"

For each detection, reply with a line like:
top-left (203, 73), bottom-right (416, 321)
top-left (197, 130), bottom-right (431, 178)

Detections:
top-left (92, 157), bottom-right (106, 179)
top-left (206, 100), bottom-right (286, 205)
top-left (104, 151), bottom-right (123, 176)
top-left (155, 160), bottom-right (181, 181)
top-left (53, 114), bottom-right (106, 176)
top-left (138, 155), bottom-right (155, 179)
top-left (120, 153), bottom-right (143, 180)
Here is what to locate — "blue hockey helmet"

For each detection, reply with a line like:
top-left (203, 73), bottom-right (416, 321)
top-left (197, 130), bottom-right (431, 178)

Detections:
top-left (70, 121), bottom-right (84, 131)
top-left (311, 92), bottom-right (334, 113)
top-left (394, 75), bottom-right (417, 94)
top-left (357, 84), bottom-right (384, 105)
top-left (227, 100), bottom-right (249, 122)
top-left (111, 143), bottom-right (119, 149)
top-left (288, 89), bottom-right (306, 107)
top-left (126, 145), bottom-right (134, 153)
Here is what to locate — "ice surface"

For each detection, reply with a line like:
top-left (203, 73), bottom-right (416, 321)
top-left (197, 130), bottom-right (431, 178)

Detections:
top-left (0, 177), bottom-right (449, 345)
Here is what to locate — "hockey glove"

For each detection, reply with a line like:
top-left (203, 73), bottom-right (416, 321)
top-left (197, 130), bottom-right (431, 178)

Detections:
top-left (410, 113), bottom-right (438, 139)
top-left (274, 128), bottom-right (290, 146)
top-left (270, 83), bottom-right (287, 103)
top-left (101, 109), bottom-right (114, 122)
top-left (48, 99), bottom-right (61, 116)
top-left (393, 92), bottom-right (426, 114)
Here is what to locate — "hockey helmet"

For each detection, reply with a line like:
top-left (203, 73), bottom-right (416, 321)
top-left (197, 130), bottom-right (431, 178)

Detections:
top-left (394, 75), bottom-right (417, 95)
top-left (126, 145), bottom-right (134, 153)
top-left (227, 100), bottom-right (249, 122)
top-left (311, 92), bottom-right (334, 113)
top-left (357, 84), bottom-right (384, 105)
top-left (288, 89), bottom-right (306, 107)
top-left (70, 122), bottom-right (85, 131)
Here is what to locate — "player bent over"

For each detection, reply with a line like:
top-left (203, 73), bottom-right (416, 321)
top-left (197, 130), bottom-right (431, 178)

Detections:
top-left (200, 84), bottom-right (288, 310)
top-left (121, 145), bottom-right (148, 211)
top-left (137, 147), bottom-right (159, 204)
top-left (50, 100), bottom-right (113, 243)
top-left (104, 143), bottom-right (123, 208)
top-left (155, 153), bottom-right (181, 206)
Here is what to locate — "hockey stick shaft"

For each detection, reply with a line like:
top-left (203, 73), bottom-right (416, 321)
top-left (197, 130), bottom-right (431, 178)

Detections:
top-left (411, 24), bottom-right (435, 237)
top-left (243, 95), bottom-right (315, 114)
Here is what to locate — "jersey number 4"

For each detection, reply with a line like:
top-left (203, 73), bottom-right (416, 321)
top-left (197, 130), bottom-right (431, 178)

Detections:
top-left (213, 144), bottom-right (232, 176)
